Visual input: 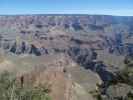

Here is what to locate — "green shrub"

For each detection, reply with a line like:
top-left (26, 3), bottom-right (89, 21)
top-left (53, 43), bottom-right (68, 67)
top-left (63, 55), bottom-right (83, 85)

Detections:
top-left (0, 71), bottom-right (51, 100)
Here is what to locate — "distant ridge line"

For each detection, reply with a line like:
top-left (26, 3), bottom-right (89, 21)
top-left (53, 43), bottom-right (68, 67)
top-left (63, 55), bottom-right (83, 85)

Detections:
top-left (0, 14), bottom-right (133, 17)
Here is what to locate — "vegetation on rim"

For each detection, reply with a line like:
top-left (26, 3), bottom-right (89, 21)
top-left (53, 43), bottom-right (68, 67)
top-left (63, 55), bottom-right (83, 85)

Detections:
top-left (0, 71), bottom-right (51, 100)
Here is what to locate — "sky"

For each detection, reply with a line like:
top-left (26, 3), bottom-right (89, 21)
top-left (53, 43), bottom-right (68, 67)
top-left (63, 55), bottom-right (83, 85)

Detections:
top-left (0, 0), bottom-right (133, 16)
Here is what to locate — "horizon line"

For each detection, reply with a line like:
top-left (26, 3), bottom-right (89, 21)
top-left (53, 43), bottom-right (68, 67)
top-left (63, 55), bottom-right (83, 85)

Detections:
top-left (0, 13), bottom-right (133, 17)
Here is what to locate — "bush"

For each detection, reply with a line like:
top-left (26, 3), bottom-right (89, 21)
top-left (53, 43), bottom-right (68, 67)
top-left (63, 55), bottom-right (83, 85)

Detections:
top-left (0, 72), bottom-right (51, 100)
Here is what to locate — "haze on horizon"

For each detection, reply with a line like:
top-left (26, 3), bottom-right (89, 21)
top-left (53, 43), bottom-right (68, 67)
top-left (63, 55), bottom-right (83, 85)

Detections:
top-left (0, 0), bottom-right (133, 16)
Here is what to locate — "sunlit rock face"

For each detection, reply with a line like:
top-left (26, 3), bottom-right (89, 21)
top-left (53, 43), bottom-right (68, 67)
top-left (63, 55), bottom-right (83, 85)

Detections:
top-left (0, 15), bottom-right (133, 100)
top-left (0, 15), bottom-right (133, 56)
top-left (0, 15), bottom-right (132, 82)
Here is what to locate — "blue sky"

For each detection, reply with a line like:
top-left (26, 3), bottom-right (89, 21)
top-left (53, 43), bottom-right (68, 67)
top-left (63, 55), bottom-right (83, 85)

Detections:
top-left (0, 0), bottom-right (133, 16)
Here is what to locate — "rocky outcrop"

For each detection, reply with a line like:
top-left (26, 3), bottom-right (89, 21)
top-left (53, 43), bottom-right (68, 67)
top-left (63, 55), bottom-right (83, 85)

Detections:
top-left (103, 83), bottom-right (133, 100)
top-left (68, 46), bottom-right (115, 82)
